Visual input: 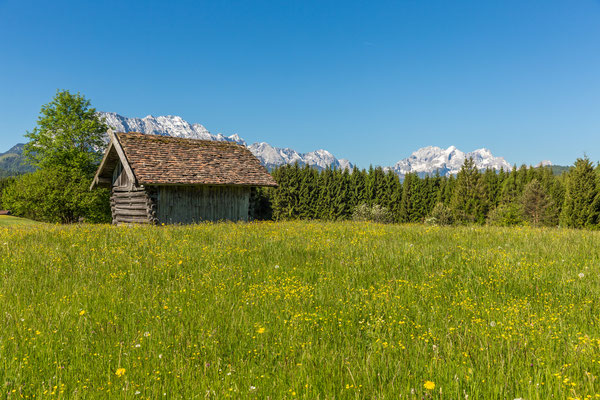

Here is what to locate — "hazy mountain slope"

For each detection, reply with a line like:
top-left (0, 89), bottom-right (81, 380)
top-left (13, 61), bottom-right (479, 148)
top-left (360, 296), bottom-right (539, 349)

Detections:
top-left (0, 144), bottom-right (34, 175)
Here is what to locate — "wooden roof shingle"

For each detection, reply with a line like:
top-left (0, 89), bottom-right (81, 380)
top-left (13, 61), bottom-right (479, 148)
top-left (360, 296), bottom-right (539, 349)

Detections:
top-left (96, 132), bottom-right (277, 187)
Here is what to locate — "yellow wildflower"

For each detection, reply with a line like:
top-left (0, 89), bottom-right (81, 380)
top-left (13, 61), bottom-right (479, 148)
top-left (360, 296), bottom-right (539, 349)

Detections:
top-left (115, 368), bottom-right (126, 377)
top-left (424, 381), bottom-right (435, 390)
top-left (257, 327), bottom-right (266, 334)
top-left (79, 310), bottom-right (86, 316)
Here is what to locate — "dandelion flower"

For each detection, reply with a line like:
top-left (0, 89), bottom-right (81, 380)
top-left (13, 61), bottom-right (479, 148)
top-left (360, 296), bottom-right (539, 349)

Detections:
top-left (257, 327), bottom-right (266, 334)
top-left (578, 272), bottom-right (585, 279)
top-left (115, 368), bottom-right (126, 377)
top-left (490, 321), bottom-right (496, 327)
top-left (79, 310), bottom-right (86, 316)
top-left (424, 381), bottom-right (435, 390)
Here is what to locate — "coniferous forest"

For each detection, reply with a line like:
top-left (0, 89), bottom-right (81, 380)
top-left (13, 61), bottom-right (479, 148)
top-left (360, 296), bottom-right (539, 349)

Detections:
top-left (257, 156), bottom-right (600, 229)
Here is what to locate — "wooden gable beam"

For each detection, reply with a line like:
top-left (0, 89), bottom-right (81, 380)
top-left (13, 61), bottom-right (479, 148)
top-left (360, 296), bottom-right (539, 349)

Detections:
top-left (90, 129), bottom-right (138, 190)
top-left (90, 139), bottom-right (115, 190)
top-left (111, 130), bottom-right (137, 188)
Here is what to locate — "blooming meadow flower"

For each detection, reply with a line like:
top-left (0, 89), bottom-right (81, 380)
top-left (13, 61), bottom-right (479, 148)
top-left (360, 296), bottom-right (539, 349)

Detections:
top-left (424, 381), bottom-right (435, 390)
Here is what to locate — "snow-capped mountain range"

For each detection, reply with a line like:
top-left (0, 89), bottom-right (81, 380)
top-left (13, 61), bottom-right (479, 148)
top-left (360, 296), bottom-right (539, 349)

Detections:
top-left (99, 112), bottom-right (513, 176)
top-left (391, 146), bottom-right (512, 178)
top-left (100, 112), bottom-right (351, 171)
top-left (101, 112), bottom-right (247, 145)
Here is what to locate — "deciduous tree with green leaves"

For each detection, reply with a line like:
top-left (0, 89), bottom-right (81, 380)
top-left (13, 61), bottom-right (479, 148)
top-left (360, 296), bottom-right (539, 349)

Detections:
top-left (3, 90), bottom-right (111, 223)
top-left (24, 90), bottom-right (108, 174)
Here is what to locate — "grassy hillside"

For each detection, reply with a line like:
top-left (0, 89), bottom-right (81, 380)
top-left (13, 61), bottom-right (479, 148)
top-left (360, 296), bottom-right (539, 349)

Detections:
top-left (0, 143), bottom-right (35, 176)
top-left (0, 215), bottom-right (40, 227)
top-left (1, 222), bottom-right (599, 398)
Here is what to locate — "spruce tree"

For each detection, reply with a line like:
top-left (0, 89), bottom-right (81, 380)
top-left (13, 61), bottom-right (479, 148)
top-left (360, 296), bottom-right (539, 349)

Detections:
top-left (389, 172), bottom-right (403, 222)
top-left (350, 167), bottom-right (367, 209)
top-left (521, 179), bottom-right (555, 226)
top-left (451, 157), bottom-right (484, 223)
top-left (399, 173), bottom-right (425, 222)
top-left (332, 168), bottom-right (351, 219)
top-left (560, 157), bottom-right (600, 228)
top-left (298, 166), bottom-right (318, 219)
top-left (501, 166), bottom-right (519, 204)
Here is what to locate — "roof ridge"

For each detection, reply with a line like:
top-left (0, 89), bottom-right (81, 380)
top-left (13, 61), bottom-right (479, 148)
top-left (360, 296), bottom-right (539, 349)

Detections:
top-left (115, 131), bottom-right (247, 148)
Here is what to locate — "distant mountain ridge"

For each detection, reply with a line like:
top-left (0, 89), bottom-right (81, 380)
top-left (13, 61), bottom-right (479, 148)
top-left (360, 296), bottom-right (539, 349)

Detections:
top-left (101, 112), bottom-right (247, 145)
top-left (391, 145), bottom-right (513, 178)
top-left (0, 143), bottom-right (34, 176)
top-left (100, 112), bottom-right (351, 171)
top-left (2, 113), bottom-right (566, 177)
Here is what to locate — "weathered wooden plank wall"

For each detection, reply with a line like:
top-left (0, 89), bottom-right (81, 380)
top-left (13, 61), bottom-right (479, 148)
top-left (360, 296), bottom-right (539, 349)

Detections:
top-left (156, 185), bottom-right (251, 223)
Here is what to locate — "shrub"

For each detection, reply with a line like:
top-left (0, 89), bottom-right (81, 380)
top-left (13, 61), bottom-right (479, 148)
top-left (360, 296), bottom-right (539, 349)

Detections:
top-left (352, 203), bottom-right (394, 224)
top-left (2, 167), bottom-right (111, 223)
top-left (425, 202), bottom-right (454, 225)
top-left (0, 177), bottom-right (16, 209)
top-left (487, 203), bottom-right (524, 227)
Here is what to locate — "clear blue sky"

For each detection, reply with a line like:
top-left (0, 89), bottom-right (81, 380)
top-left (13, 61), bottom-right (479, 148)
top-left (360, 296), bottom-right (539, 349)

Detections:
top-left (1, 0), bottom-right (599, 167)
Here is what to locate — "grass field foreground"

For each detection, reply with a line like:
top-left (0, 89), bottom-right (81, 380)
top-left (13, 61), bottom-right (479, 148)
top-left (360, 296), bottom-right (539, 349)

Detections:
top-left (1, 221), bottom-right (600, 399)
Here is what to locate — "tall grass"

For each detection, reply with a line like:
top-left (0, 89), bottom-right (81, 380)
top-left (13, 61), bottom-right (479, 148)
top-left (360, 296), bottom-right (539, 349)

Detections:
top-left (1, 221), bottom-right (599, 399)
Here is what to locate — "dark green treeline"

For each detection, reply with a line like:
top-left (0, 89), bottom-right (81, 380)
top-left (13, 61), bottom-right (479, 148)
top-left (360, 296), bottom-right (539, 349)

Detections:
top-left (258, 157), bottom-right (600, 228)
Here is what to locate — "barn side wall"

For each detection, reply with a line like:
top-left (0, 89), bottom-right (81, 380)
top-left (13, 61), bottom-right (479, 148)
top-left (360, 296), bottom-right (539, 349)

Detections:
top-left (110, 187), bottom-right (155, 225)
top-left (155, 185), bottom-right (251, 224)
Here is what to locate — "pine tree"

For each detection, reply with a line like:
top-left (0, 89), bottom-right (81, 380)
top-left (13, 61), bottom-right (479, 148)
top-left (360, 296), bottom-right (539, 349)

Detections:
top-left (501, 166), bottom-right (519, 204)
top-left (350, 167), bottom-right (367, 210)
top-left (372, 167), bottom-right (387, 206)
top-left (389, 172), bottom-right (403, 222)
top-left (399, 173), bottom-right (425, 222)
top-left (298, 166), bottom-right (318, 219)
top-left (521, 179), bottom-right (555, 226)
top-left (440, 175), bottom-right (455, 205)
top-left (332, 168), bottom-right (352, 219)
top-left (365, 165), bottom-right (376, 205)
top-left (316, 168), bottom-right (335, 220)
top-left (451, 157), bottom-right (485, 223)
top-left (560, 157), bottom-right (600, 228)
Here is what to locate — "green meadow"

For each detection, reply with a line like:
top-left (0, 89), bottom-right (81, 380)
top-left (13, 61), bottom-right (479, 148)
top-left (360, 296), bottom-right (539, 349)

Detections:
top-left (0, 215), bottom-right (39, 227)
top-left (1, 221), bottom-right (600, 399)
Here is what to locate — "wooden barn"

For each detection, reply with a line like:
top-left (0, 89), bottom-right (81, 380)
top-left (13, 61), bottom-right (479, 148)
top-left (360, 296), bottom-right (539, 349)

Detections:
top-left (90, 131), bottom-right (277, 225)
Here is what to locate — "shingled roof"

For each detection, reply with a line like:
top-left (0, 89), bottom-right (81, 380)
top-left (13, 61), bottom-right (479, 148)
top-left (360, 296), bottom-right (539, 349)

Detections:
top-left (91, 131), bottom-right (277, 188)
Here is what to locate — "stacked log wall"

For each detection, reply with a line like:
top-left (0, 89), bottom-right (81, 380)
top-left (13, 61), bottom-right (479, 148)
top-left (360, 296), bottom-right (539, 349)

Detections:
top-left (110, 187), bottom-right (156, 225)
